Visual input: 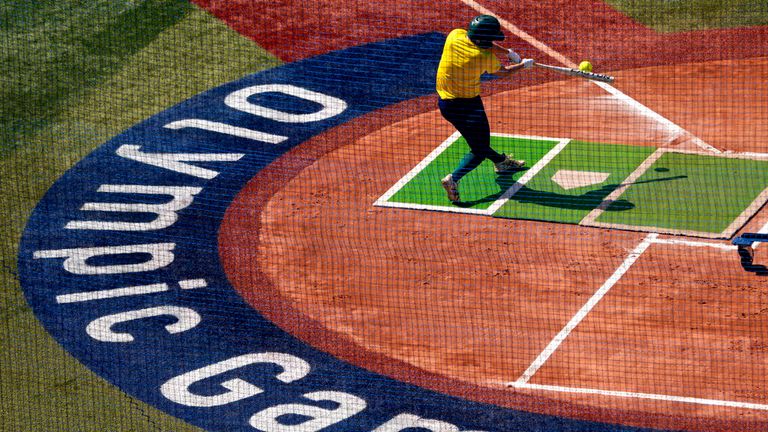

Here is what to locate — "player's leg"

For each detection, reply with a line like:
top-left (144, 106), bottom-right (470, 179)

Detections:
top-left (453, 98), bottom-right (524, 175)
top-left (439, 97), bottom-right (495, 201)
top-left (438, 97), bottom-right (484, 201)
top-left (450, 152), bottom-right (483, 181)
top-left (461, 98), bottom-right (525, 173)
top-left (457, 97), bottom-right (505, 166)
top-left (440, 97), bottom-right (502, 176)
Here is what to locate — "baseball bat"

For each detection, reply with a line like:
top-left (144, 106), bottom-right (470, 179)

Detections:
top-left (534, 62), bottom-right (615, 83)
top-left (491, 43), bottom-right (615, 83)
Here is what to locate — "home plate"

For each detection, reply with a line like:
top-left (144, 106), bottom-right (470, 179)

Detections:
top-left (552, 169), bottom-right (611, 190)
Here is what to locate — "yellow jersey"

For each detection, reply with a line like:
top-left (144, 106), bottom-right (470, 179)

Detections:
top-left (436, 29), bottom-right (501, 100)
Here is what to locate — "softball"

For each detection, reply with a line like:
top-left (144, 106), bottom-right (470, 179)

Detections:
top-left (578, 60), bottom-right (593, 72)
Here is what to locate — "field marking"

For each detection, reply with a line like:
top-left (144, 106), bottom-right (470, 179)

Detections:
top-left (725, 150), bottom-right (768, 160)
top-left (666, 147), bottom-right (768, 158)
top-left (374, 200), bottom-right (490, 216)
top-left (581, 147), bottom-right (768, 239)
top-left (752, 222), bottom-right (768, 250)
top-left (512, 233), bottom-right (657, 386)
top-left (374, 133), bottom-right (566, 216)
top-left (459, 0), bottom-right (719, 154)
top-left (508, 235), bottom-right (763, 410)
top-left (485, 138), bottom-right (570, 214)
top-left (585, 221), bottom-right (738, 239)
top-left (649, 236), bottom-right (736, 251)
top-left (375, 130), bottom-right (462, 206)
top-left (508, 382), bottom-right (768, 411)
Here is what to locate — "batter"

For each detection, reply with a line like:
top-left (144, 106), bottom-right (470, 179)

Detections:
top-left (437, 15), bottom-right (534, 202)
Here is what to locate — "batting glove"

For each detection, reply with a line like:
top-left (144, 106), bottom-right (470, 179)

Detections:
top-left (522, 58), bottom-right (535, 69)
top-left (507, 49), bottom-right (522, 64)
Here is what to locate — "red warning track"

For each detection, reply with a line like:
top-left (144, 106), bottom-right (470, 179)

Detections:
top-left (204, 0), bottom-right (768, 430)
top-left (192, 0), bottom-right (767, 66)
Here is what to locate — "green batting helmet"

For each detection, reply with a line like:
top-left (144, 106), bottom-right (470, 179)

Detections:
top-left (467, 15), bottom-right (505, 48)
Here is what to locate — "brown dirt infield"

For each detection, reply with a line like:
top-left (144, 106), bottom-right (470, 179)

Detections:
top-left (220, 57), bottom-right (768, 431)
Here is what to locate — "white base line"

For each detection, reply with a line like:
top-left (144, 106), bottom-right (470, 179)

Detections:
top-left (514, 233), bottom-right (657, 385)
top-left (756, 224), bottom-right (768, 250)
top-left (650, 237), bottom-right (736, 251)
top-left (459, 0), bottom-right (719, 154)
top-left (374, 200), bottom-right (490, 216)
top-left (508, 382), bottom-right (768, 411)
top-left (726, 150), bottom-right (768, 159)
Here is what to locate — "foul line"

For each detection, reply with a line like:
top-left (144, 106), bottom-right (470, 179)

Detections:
top-left (459, 0), bottom-right (574, 67)
top-left (459, 0), bottom-right (720, 154)
top-left (508, 382), bottom-right (768, 411)
top-left (512, 233), bottom-right (657, 385)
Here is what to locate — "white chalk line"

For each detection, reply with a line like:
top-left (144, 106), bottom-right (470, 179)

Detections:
top-left (513, 233), bottom-right (658, 385)
top-left (755, 222), bottom-right (768, 250)
top-left (374, 133), bottom-right (567, 216)
top-left (508, 382), bottom-right (768, 411)
top-left (649, 237), bottom-right (736, 251)
top-left (507, 233), bottom-right (766, 411)
top-left (459, 0), bottom-right (719, 154)
top-left (486, 138), bottom-right (570, 214)
top-left (374, 131), bottom-right (462, 206)
top-left (374, 200), bottom-right (490, 216)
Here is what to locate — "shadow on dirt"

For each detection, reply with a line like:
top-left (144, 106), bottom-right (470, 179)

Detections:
top-left (455, 170), bottom-right (687, 211)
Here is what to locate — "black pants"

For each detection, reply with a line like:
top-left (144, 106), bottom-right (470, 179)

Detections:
top-left (438, 96), bottom-right (504, 181)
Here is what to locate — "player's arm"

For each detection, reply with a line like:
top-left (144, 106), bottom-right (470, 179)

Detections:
top-left (489, 42), bottom-right (534, 76)
top-left (491, 58), bottom-right (534, 76)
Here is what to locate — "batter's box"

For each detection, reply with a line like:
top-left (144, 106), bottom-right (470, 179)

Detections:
top-left (582, 149), bottom-right (768, 238)
top-left (375, 133), bottom-right (768, 239)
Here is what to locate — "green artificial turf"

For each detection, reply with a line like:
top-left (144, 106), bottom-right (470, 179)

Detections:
top-left (389, 136), bottom-right (559, 209)
top-left (598, 152), bottom-right (768, 233)
top-left (494, 141), bottom-right (656, 224)
top-left (385, 136), bottom-right (768, 237)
